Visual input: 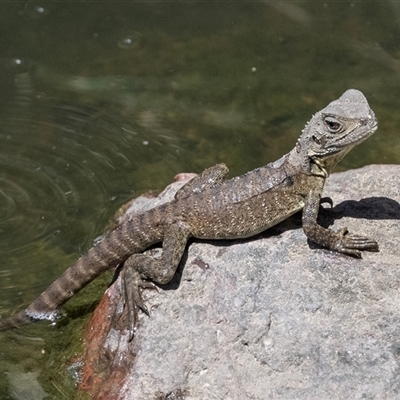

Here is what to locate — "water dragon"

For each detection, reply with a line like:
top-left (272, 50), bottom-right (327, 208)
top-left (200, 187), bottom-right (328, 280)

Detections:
top-left (0, 89), bottom-right (379, 338)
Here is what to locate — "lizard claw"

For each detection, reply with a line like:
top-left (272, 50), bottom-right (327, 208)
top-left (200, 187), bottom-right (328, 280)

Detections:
top-left (122, 267), bottom-right (156, 341)
top-left (334, 227), bottom-right (379, 258)
top-left (134, 279), bottom-right (159, 315)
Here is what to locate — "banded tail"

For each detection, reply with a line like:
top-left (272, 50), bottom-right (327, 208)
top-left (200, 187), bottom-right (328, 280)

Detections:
top-left (0, 207), bottom-right (166, 331)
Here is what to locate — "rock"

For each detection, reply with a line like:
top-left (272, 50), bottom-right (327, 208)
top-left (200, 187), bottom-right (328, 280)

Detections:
top-left (79, 165), bottom-right (400, 400)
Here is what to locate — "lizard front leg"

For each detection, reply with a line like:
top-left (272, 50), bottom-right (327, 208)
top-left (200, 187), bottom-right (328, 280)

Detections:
top-left (302, 184), bottom-right (379, 258)
top-left (121, 221), bottom-right (192, 339)
top-left (174, 163), bottom-right (229, 200)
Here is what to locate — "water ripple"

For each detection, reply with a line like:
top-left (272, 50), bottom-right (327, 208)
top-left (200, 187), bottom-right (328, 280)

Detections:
top-left (0, 132), bottom-right (104, 250)
top-left (0, 67), bottom-right (181, 294)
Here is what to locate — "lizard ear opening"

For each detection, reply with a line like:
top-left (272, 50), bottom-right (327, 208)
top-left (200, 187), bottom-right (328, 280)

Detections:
top-left (312, 135), bottom-right (321, 145)
top-left (324, 117), bottom-right (342, 133)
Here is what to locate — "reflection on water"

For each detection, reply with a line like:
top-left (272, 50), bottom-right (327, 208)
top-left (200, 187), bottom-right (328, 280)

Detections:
top-left (3, 361), bottom-right (48, 400)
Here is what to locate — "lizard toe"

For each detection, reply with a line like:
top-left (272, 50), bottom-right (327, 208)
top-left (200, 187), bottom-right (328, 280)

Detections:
top-left (122, 266), bottom-right (153, 340)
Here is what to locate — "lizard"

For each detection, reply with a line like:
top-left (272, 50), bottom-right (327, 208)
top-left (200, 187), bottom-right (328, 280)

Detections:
top-left (0, 89), bottom-right (379, 339)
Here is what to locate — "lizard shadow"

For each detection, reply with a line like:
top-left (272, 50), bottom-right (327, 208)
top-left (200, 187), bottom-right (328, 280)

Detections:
top-left (309, 196), bottom-right (400, 250)
top-left (162, 196), bottom-right (400, 291)
top-left (319, 196), bottom-right (400, 222)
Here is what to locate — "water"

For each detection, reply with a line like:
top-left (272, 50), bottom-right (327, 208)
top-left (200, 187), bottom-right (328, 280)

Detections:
top-left (0, 2), bottom-right (398, 398)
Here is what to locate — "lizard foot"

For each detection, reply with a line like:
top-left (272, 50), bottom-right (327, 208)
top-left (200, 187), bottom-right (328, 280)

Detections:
top-left (334, 227), bottom-right (379, 258)
top-left (122, 267), bottom-right (157, 341)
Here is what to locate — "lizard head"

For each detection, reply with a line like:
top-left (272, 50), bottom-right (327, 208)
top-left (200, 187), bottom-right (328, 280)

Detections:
top-left (298, 89), bottom-right (378, 176)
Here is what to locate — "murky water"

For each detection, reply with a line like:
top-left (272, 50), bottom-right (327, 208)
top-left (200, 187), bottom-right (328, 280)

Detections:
top-left (0, 2), bottom-right (399, 398)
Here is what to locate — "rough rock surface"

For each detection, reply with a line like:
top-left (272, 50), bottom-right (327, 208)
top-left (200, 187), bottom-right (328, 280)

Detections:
top-left (79, 165), bottom-right (400, 400)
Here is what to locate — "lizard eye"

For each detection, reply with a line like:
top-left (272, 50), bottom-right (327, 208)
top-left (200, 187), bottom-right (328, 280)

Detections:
top-left (324, 117), bottom-right (342, 133)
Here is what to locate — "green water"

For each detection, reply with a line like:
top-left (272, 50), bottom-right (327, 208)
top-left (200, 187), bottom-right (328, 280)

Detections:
top-left (0, 2), bottom-right (399, 398)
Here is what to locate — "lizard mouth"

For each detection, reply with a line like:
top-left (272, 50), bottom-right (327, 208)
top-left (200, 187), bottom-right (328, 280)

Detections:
top-left (336, 115), bottom-right (378, 149)
top-left (370, 121), bottom-right (378, 133)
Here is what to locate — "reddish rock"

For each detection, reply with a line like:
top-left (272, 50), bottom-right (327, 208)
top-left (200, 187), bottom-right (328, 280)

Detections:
top-left (78, 176), bottom-right (194, 398)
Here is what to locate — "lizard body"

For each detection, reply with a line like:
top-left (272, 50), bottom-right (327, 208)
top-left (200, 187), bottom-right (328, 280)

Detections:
top-left (0, 89), bottom-right (379, 337)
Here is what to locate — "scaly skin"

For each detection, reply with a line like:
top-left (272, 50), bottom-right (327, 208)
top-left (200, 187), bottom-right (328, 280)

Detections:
top-left (0, 89), bottom-right (379, 338)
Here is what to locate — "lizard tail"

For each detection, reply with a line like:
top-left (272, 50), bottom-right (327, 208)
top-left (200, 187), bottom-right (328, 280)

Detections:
top-left (0, 207), bottom-right (164, 332)
top-left (0, 310), bottom-right (33, 331)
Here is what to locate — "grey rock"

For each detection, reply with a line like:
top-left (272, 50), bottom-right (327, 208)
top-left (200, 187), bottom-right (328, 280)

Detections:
top-left (83, 165), bottom-right (400, 400)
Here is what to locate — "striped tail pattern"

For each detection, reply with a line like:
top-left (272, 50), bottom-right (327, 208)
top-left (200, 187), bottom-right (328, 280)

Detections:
top-left (0, 208), bottom-right (165, 331)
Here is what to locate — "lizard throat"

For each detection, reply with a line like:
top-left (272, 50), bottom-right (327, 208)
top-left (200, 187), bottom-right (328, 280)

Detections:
top-left (311, 158), bottom-right (329, 178)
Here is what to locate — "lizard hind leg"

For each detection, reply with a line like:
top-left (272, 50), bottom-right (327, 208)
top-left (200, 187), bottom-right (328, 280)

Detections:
top-left (121, 221), bottom-right (192, 340)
